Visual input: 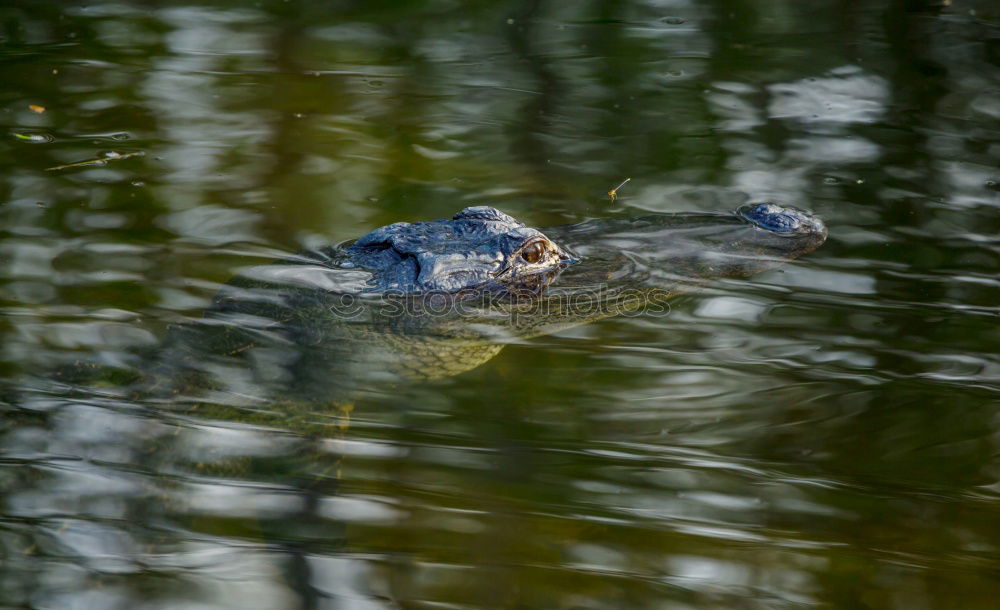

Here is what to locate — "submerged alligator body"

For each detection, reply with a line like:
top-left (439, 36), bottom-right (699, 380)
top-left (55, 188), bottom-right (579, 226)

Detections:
top-left (160, 203), bottom-right (827, 404)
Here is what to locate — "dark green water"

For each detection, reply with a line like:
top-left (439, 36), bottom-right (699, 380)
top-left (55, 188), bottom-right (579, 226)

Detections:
top-left (2, 1), bottom-right (999, 608)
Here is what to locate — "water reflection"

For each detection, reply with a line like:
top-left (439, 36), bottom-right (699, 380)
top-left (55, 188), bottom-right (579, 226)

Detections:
top-left (2, 0), bottom-right (999, 608)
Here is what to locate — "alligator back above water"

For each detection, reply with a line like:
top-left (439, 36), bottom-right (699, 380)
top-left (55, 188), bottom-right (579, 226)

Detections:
top-left (159, 203), bottom-right (827, 404)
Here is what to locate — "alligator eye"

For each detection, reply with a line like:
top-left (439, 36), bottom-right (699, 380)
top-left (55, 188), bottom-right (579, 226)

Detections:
top-left (521, 241), bottom-right (545, 264)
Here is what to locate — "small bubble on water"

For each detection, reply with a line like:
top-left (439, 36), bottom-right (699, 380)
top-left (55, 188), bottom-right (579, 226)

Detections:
top-left (823, 176), bottom-right (839, 185)
top-left (131, 180), bottom-right (145, 187)
top-left (369, 80), bottom-right (384, 88)
top-left (662, 17), bottom-right (686, 24)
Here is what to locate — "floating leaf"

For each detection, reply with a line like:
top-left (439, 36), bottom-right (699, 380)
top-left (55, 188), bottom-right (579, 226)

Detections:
top-left (28, 105), bottom-right (46, 113)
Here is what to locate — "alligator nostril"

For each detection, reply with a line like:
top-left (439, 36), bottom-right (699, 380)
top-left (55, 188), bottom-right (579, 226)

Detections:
top-left (737, 202), bottom-right (805, 233)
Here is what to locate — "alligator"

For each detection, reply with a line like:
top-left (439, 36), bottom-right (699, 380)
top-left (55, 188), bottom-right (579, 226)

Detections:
top-left (156, 202), bottom-right (827, 408)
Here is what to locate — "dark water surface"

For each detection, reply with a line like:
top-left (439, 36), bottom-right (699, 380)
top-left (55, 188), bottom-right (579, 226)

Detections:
top-left (2, 1), bottom-right (999, 608)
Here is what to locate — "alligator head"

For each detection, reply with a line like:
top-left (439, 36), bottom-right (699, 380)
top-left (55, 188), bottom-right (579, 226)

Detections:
top-left (341, 203), bottom-right (824, 304)
top-left (345, 206), bottom-right (575, 297)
